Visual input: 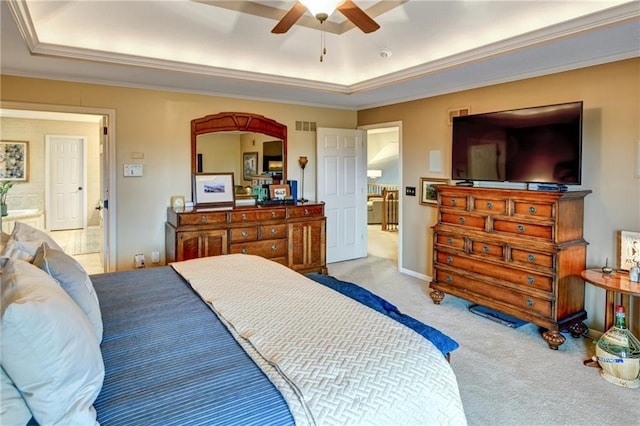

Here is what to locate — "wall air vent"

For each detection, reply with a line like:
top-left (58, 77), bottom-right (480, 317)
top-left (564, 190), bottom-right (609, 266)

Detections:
top-left (295, 121), bottom-right (317, 132)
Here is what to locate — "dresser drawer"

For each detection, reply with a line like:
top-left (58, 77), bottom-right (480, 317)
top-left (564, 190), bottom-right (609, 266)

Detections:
top-left (435, 232), bottom-right (465, 250)
top-left (440, 212), bottom-right (485, 230)
top-left (229, 239), bottom-right (287, 258)
top-left (229, 227), bottom-right (258, 242)
top-left (510, 248), bottom-right (554, 269)
top-left (289, 205), bottom-right (324, 218)
top-left (256, 208), bottom-right (287, 221)
top-left (435, 251), bottom-right (553, 292)
top-left (512, 201), bottom-right (554, 219)
top-left (469, 239), bottom-right (505, 259)
top-left (261, 224), bottom-right (287, 240)
top-left (473, 197), bottom-right (507, 215)
top-left (434, 268), bottom-right (552, 318)
top-left (178, 211), bottom-right (228, 226)
top-left (440, 195), bottom-right (468, 210)
top-left (493, 219), bottom-right (553, 240)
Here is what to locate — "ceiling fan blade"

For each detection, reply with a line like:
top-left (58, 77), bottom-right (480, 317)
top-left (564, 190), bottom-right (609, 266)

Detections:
top-left (337, 0), bottom-right (380, 33)
top-left (271, 2), bottom-right (307, 34)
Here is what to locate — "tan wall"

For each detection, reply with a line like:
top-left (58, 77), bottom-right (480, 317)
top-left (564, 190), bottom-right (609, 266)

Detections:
top-left (358, 58), bottom-right (640, 334)
top-left (0, 117), bottom-right (101, 226)
top-left (1, 75), bottom-right (358, 270)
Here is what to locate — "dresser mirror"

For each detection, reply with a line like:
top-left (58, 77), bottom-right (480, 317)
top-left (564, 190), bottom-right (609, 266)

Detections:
top-left (191, 112), bottom-right (287, 191)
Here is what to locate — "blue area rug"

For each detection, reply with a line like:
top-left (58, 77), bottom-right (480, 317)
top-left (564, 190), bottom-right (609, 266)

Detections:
top-left (469, 304), bottom-right (527, 328)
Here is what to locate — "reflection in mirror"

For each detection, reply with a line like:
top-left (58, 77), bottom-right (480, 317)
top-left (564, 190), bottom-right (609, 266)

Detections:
top-left (196, 132), bottom-right (283, 185)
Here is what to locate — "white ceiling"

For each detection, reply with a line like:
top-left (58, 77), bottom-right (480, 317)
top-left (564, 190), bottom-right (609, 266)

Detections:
top-left (1, 0), bottom-right (639, 110)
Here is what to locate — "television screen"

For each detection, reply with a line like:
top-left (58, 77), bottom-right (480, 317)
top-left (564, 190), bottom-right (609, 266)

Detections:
top-left (451, 101), bottom-right (583, 185)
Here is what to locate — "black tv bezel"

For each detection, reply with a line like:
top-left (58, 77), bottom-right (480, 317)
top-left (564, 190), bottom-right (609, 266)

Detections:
top-left (451, 101), bottom-right (583, 186)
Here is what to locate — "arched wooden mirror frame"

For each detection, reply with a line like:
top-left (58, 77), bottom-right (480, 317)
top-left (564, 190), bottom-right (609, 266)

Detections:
top-left (191, 112), bottom-right (287, 182)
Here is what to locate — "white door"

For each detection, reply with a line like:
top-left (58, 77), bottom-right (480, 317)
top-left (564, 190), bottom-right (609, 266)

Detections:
top-left (317, 128), bottom-right (367, 263)
top-left (46, 135), bottom-right (85, 231)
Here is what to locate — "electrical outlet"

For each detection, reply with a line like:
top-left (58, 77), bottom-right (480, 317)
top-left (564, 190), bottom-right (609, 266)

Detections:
top-left (152, 251), bottom-right (160, 263)
top-left (405, 186), bottom-right (416, 196)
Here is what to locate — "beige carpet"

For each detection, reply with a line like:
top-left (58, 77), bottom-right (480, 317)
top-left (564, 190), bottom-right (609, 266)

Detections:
top-left (327, 253), bottom-right (639, 425)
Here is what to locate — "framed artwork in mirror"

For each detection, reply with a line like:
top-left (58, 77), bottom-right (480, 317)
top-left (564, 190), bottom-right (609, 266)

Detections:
top-left (0, 140), bottom-right (28, 181)
top-left (420, 178), bottom-right (448, 205)
top-left (192, 173), bottom-right (235, 207)
top-left (243, 151), bottom-right (258, 181)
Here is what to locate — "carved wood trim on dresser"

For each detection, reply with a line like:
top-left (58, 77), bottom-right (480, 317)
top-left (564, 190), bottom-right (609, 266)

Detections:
top-left (166, 203), bottom-right (326, 274)
top-left (429, 185), bottom-right (591, 349)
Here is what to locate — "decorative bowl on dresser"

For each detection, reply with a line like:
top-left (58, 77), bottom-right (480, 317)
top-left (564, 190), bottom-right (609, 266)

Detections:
top-left (429, 185), bottom-right (591, 349)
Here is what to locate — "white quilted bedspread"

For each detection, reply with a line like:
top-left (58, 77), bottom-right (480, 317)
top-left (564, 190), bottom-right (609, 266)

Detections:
top-left (172, 255), bottom-right (467, 426)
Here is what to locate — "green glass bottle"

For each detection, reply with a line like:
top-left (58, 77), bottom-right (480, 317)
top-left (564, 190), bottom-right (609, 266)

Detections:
top-left (595, 305), bottom-right (640, 388)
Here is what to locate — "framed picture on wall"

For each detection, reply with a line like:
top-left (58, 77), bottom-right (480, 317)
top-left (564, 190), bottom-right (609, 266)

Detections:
top-left (243, 151), bottom-right (258, 181)
top-left (0, 140), bottom-right (28, 181)
top-left (420, 177), bottom-right (448, 205)
top-left (192, 173), bottom-right (235, 207)
top-left (619, 230), bottom-right (640, 271)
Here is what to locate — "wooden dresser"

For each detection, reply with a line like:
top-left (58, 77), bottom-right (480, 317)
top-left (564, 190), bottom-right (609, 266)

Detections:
top-left (429, 185), bottom-right (591, 349)
top-left (166, 203), bottom-right (326, 274)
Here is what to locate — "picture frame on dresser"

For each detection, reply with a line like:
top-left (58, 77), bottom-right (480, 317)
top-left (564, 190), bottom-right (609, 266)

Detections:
top-left (0, 140), bottom-right (28, 181)
top-left (420, 178), bottom-right (448, 205)
top-left (192, 173), bottom-right (235, 207)
top-left (269, 184), bottom-right (290, 200)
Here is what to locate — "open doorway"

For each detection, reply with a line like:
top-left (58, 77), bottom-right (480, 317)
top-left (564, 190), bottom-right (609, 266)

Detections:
top-left (363, 124), bottom-right (401, 266)
top-left (0, 104), bottom-right (116, 273)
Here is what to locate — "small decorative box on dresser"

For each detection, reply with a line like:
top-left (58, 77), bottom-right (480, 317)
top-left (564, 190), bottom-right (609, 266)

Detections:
top-left (429, 185), bottom-right (591, 349)
top-left (166, 203), bottom-right (326, 274)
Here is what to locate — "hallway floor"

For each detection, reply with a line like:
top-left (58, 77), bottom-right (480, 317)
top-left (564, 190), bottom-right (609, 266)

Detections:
top-left (48, 226), bottom-right (104, 275)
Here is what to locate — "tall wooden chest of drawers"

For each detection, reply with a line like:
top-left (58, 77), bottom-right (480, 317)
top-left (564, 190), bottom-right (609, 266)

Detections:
top-left (166, 203), bottom-right (326, 274)
top-left (429, 186), bottom-right (591, 349)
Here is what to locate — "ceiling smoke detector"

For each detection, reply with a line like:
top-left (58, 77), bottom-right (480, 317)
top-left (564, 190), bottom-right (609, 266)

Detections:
top-left (379, 48), bottom-right (392, 59)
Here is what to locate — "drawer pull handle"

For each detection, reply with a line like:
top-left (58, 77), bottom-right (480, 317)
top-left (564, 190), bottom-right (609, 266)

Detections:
top-left (526, 299), bottom-right (535, 307)
top-left (482, 246), bottom-right (490, 253)
top-left (241, 248), bottom-right (248, 254)
top-left (451, 199), bottom-right (457, 206)
top-left (517, 224), bottom-right (525, 232)
top-left (271, 228), bottom-right (278, 234)
top-left (527, 276), bottom-right (535, 284)
top-left (304, 209), bottom-right (309, 215)
top-left (271, 211), bottom-right (276, 218)
top-left (241, 213), bottom-right (247, 220)
top-left (458, 217), bottom-right (466, 224)
top-left (486, 202), bottom-right (493, 209)
top-left (447, 238), bottom-right (454, 244)
top-left (529, 206), bottom-right (537, 214)
top-left (271, 244), bottom-right (278, 251)
top-left (446, 256), bottom-right (453, 264)
top-left (446, 275), bottom-right (453, 283)
top-left (527, 254), bottom-right (536, 262)
top-left (241, 231), bottom-right (248, 237)
top-left (201, 215), bottom-right (207, 223)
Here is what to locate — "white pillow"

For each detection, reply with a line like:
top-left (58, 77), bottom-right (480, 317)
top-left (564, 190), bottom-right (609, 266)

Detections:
top-left (1, 258), bottom-right (104, 425)
top-left (0, 366), bottom-right (32, 425)
top-left (10, 221), bottom-right (64, 251)
top-left (0, 221), bottom-right (64, 263)
top-left (33, 242), bottom-right (103, 342)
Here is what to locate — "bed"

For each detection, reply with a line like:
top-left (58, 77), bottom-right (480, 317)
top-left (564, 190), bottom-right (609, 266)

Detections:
top-left (1, 222), bottom-right (467, 425)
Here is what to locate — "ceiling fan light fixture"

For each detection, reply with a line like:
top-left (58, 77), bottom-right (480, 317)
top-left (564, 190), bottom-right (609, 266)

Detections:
top-left (300, 0), bottom-right (343, 21)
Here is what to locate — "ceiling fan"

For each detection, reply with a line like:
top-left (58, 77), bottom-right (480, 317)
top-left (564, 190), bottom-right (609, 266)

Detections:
top-left (272, 0), bottom-right (380, 34)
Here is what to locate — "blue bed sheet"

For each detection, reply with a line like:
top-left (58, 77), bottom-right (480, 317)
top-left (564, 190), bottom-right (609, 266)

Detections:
top-left (305, 272), bottom-right (459, 356)
top-left (92, 267), bottom-right (294, 426)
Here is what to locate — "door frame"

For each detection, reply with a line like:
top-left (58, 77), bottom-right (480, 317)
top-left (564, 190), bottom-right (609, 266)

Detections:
top-left (45, 135), bottom-right (87, 231)
top-left (358, 121), bottom-right (403, 273)
top-left (1, 101), bottom-right (117, 272)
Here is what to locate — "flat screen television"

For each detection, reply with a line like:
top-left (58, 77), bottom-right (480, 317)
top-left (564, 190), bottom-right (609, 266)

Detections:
top-left (451, 101), bottom-right (583, 187)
